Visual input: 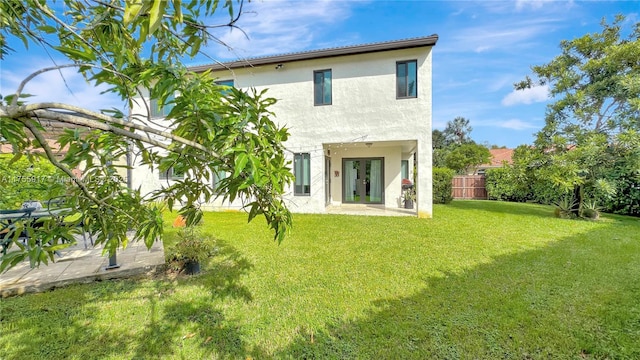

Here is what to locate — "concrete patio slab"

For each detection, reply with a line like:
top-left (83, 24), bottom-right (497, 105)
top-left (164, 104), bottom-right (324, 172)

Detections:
top-left (326, 204), bottom-right (417, 216)
top-left (0, 236), bottom-right (165, 298)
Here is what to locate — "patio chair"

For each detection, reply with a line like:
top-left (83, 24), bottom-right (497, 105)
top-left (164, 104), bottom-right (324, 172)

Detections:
top-left (0, 208), bottom-right (35, 255)
top-left (46, 197), bottom-right (94, 249)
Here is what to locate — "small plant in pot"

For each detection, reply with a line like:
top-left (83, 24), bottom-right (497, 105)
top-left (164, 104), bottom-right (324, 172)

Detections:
top-left (403, 190), bottom-right (415, 209)
top-left (170, 226), bottom-right (215, 275)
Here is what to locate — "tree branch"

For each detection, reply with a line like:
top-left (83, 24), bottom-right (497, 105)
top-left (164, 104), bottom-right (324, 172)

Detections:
top-left (12, 64), bottom-right (130, 106)
top-left (18, 116), bottom-right (114, 211)
top-left (28, 109), bottom-right (208, 158)
top-left (595, 99), bottom-right (619, 131)
top-left (4, 102), bottom-right (218, 158)
top-left (34, 1), bottom-right (117, 70)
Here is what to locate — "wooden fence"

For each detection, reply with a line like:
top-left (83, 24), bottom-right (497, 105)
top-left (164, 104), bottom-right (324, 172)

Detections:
top-left (452, 175), bottom-right (487, 200)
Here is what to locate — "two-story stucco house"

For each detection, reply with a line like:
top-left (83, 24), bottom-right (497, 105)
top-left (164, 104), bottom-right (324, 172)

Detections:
top-left (131, 35), bottom-right (438, 218)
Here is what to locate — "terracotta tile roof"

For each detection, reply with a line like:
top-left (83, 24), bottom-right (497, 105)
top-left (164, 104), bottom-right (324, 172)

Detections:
top-left (0, 139), bottom-right (67, 156)
top-left (0, 144), bottom-right (12, 153)
top-left (481, 148), bottom-right (514, 168)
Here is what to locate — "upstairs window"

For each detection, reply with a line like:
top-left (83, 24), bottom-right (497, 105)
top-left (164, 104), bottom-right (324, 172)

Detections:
top-left (396, 60), bottom-right (417, 98)
top-left (215, 79), bottom-right (234, 87)
top-left (314, 69), bottom-right (332, 106)
top-left (215, 79), bottom-right (234, 95)
top-left (294, 153), bottom-right (311, 195)
top-left (150, 93), bottom-right (175, 117)
top-left (159, 166), bottom-right (184, 180)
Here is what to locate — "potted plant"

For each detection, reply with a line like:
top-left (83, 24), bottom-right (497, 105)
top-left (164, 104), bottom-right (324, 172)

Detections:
top-left (170, 226), bottom-right (214, 275)
top-left (403, 190), bottom-right (415, 209)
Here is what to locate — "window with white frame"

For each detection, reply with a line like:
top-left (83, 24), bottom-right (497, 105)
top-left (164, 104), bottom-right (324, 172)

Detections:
top-left (294, 153), bottom-right (311, 195)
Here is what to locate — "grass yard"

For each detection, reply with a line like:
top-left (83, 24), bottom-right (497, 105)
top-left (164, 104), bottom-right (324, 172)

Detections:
top-left (1, 201), bottom-right (639, 359)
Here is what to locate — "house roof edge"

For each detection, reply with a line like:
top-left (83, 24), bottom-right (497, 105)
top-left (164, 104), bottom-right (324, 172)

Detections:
top-left (189, 34), bottom-right (439, 73)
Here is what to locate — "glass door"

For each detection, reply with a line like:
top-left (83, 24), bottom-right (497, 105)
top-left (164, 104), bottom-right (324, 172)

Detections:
top-left (325, 156), bottom-right (331, 205)
top-left (343, 159), bottom-right (361, 203)
top-left (343, 158), bottom-right (383, 204)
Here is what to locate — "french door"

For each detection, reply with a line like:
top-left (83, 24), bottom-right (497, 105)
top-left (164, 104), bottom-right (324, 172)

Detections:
top-left (343, 158), bottom-right (384, 204)
top-left (325, 156), bottom-right (331, 206)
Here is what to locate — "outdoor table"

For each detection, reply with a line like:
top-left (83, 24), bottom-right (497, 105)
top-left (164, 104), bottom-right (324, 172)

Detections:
top-left (0, 207), bottom-right (37, 232)
top-left (0, 207), bottom-right (73, 255)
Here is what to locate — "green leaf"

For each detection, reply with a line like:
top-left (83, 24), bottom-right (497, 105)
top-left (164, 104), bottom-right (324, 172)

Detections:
top-left (173, 0), bottom-right (183, 22)
top-left (37, 25), bottom-right (57, 34)
top-left (233, 152), bottom-right (248, 177)
top-left (124, 0), bottom-right (144, 25)
top-left (247, 202), bottom-right (263, 223)
top-left (148, 0), bottom-right (167, 36)
top-left (8, 152), bottom-right (22, 165)
top-left (53, 46), bottom-right (96, 62)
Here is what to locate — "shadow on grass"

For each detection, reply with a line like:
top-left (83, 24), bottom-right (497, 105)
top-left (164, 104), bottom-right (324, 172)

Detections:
top-left (202, 239), bottom-right (254, 302)
top-left (129, 239), bottom-right (256, 359)
top-left (273, 221), bottom-right (640, 359)
top-left (447, 200), bottom-right (555, 219)
top-left (0, 240), bottom-right (256, 359)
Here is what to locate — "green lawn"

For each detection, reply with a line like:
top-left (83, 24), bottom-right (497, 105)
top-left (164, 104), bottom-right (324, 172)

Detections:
top-left (1, 201), bottom-right (639, 359)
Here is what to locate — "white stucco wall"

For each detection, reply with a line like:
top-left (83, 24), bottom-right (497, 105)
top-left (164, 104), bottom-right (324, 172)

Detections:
top-left (130, 46), bottom-right (434, 217)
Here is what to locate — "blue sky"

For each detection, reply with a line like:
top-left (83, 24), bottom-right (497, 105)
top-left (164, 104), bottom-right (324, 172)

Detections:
top-left (1, 0), bottom-right (638, 148)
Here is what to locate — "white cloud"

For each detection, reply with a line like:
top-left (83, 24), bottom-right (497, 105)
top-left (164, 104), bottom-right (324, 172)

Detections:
top-left (501, 84), bottom-right (549, 106)
top-left (515, 0), bottom-right (574, 11)
top-left (206, 0), bottom-right (356, 60)
top-left (437, 17), bottom-right (563, 55)
top-left (499, 119), bottom-right (539, 130)
top-left (1, 62), bottom-right (125, 113)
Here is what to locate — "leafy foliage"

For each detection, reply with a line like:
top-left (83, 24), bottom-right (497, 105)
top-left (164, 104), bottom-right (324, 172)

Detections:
top-left (432, 167), bottom-right (454, 204)
top-left (432, 117), bottom-right (488, 173)
top-left (443, 117), bottom-right (473, 146)
top-left (0, 0), bottom-right (293, 271)
top-left (485, 167), bottom-right (523, 202)
top-left (169, 226), bottom-right (216, 264)
top-left (0, 154), bottom-right (67, 208)
top-left (509, 15), bottom-right (640, 217)
top-left (600, 131), bottom-right (640, 216)
top-left (444, 143), bottom-right (491, 175)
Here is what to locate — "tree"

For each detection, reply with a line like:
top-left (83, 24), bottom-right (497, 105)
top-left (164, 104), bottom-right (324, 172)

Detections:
top-left (0, 0), bottom-right (293, 271)
top-left (515, 15), bottom-right (639, 216)
top-left (444, 143), bottom-right (490, 175)
top-left (431, 129), bottom-right (448, 167)
top-left (443, 117), bottom-right (473, 146)
top-left (433, 118), bottom-right (475, 168)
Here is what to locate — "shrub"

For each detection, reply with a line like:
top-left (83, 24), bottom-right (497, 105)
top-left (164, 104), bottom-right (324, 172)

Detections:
top-left (168, 226), bottom-right (216, 265)
top-left (433, 167), bottom-right (454, 204)
top-left (485, 167), bottom-right (513, 201)
top-left (485, 167), bottom-right (530, 202)
top-left (601, 156), bottom-right (640, 217)
top-left (554, 195), bottom-right (578, 219)
top-left (581, 200), bottom-right (601, 220)
top-left (0, 154), bottom-right (67, 208)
